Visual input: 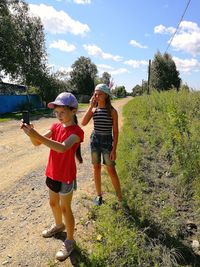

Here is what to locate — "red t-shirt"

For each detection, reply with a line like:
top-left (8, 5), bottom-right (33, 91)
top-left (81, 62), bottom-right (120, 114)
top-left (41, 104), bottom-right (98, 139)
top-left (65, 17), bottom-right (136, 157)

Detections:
top-left (45, 123), bottom-right (84, 183)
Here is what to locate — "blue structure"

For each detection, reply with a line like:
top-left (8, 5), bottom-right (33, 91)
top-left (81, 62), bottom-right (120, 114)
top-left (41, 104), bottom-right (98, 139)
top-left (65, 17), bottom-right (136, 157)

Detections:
top-left (0, 94), bottom-right (44, 114)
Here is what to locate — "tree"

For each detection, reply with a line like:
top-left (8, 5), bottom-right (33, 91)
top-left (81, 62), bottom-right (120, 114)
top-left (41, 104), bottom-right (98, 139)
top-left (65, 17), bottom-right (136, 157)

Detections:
top-left (69, 56), bottom-right (97, 95)
top-left (150, 51), bottom-right (181, 92)
top-left (132, 84), bottom-right (143, 96)
top-left (112, 86), bottom-right (127, 98)
top-left (0, 0), bottom-right (47, 85)
top-left (100, 72), bottom-right (111, 86)
top-left (180, 83), bottom-right (190, 92)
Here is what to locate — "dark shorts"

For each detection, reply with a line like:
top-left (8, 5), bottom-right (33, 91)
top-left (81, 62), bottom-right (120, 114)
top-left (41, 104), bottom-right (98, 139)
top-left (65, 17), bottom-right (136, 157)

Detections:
top-left (46, 177), bottom-right (77, 195)
top-left (90, 132), bottom-right (115, 167)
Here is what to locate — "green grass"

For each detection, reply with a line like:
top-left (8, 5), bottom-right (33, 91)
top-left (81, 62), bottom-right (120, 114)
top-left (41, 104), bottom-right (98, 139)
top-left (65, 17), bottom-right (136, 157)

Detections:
top-left (83, 90), bottom-right (200, 266)
top-left (0, 108), bottom-right (52, 122)
top-left (0, 103), bottom-right (88, 122)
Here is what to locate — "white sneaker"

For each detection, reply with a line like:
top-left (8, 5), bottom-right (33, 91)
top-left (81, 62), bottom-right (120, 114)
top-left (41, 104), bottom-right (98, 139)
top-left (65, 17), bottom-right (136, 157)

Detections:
top-left (42, 224), bottom-right (65, 238)
top-left (56, 239), bottom-right (75, 261)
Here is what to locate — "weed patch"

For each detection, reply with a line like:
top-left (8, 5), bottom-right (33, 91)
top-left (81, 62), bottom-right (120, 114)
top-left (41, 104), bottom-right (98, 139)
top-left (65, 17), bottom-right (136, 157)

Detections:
top-left (84, 90), bottom-right (200, 266)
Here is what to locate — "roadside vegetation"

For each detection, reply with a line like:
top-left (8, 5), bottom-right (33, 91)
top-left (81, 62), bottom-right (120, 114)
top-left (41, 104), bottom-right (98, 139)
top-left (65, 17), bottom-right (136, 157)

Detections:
top-left (0, 103), bottom-right (88, 122)
top-left (81, 90), bottom-right (200, 266)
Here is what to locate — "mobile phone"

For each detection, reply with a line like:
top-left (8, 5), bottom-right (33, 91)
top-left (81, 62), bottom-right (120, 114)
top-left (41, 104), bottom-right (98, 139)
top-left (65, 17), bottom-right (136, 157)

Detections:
top-left (22, 111), bottom-right (30, 125)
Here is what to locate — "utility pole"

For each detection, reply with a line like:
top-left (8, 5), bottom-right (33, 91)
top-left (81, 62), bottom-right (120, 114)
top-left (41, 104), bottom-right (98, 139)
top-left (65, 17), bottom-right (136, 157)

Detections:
top-left (147, 59), bottom-right (151, 95)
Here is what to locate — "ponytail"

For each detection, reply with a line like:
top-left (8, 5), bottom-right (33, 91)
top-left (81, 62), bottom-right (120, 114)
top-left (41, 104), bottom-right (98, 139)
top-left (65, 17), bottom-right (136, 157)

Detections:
top-left (74, 114), bottom-right (83, 163)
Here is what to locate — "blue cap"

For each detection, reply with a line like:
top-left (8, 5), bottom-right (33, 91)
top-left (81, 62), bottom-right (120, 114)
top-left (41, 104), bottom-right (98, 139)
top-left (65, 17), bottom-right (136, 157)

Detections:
top-left (95, 84), bottom-right (112, 96)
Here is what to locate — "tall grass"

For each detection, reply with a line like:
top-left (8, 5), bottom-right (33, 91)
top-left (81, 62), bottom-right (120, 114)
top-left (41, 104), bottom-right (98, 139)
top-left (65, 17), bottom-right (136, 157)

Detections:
top-left (86, 90), bottom-right (200, 266)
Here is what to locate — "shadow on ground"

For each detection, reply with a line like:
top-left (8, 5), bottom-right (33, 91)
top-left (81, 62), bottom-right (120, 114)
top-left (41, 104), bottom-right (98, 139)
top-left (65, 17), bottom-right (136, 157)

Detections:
top-left (123, 204), bottom-right (200, 267)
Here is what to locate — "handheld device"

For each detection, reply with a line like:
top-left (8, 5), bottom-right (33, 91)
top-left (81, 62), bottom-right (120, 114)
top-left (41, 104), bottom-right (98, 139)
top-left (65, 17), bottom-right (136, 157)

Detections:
top-left (22, 111), bottom-right (30, 125)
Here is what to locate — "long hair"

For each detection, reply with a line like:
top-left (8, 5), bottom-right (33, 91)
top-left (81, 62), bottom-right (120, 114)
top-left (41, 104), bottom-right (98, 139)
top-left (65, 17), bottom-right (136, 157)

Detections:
top-left (105, 96), bottom-right (113, 117)
top-left (74, 114), bottom-right (83, 163)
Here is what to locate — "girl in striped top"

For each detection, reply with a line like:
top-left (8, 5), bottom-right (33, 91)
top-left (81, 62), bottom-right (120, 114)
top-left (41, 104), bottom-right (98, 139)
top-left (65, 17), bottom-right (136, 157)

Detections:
top-left (81, 84), bottom-right (122, 206)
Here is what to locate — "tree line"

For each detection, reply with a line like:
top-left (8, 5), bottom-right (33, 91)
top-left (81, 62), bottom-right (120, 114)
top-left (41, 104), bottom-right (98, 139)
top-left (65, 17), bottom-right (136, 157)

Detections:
top-left (1, 0), bottom-right (183, 103)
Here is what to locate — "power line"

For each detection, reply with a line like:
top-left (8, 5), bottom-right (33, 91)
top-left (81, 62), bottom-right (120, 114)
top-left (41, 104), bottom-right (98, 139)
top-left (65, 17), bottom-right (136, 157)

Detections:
top-left (165, 0), bottom-right (192, 53)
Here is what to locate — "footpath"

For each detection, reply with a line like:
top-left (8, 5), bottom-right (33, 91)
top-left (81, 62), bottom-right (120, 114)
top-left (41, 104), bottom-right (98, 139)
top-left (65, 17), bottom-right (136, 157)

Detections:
top-left (0, 97), bottom-right (131, 267)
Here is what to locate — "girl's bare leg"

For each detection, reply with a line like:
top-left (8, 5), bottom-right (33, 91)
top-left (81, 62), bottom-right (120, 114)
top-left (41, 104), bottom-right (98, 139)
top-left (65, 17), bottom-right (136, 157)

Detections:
top-left (106, 166), bottom-right (122, 202)
top-left (60, 192), bottom-right (74, 240)
top-left (48, 189), bottom-right (63, 225)
top-left (93, 164), bottom-right (102, 196)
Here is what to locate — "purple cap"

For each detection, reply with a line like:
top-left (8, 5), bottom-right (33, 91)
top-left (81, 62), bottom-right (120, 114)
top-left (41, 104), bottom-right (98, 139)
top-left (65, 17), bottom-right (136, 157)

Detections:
top-left (48, 92), bottom-right (78, 109)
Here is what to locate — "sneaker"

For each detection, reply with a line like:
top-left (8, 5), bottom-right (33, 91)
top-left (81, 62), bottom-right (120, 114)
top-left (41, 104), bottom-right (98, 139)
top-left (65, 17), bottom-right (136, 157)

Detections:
top-left (93, 195), bottom-right (103, 206)
top-left (55, 239), bottom-right (75, 261)
top-left (42, 224), bottom-right (65, 238)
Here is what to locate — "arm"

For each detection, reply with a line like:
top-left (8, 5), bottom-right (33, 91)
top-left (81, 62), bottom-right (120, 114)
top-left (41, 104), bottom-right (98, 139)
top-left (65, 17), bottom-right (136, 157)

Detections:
top-left (81, 95), bottom-right (96, 126)
top-left (30, 130), bottom-right (52, 146)
top-left (110, 108), bottom-right (119, 160)
top-left (20, 122), bottom-right (52, 146)
top-left (22, 125), bottom-right (80, 153)
top-left (81, 106), bottom-right (94, 126)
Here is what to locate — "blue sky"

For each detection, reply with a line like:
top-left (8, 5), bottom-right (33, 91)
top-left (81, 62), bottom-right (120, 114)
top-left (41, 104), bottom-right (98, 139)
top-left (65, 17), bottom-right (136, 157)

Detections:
top-left (24, 0), bottom-right (200, 92)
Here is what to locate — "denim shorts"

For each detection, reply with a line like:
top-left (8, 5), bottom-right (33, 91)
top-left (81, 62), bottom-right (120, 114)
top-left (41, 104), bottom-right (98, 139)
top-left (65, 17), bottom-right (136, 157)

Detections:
top-left (46, 177), bottom-right (77, 195)
top-left (90, 132), bottom-right (115, 166)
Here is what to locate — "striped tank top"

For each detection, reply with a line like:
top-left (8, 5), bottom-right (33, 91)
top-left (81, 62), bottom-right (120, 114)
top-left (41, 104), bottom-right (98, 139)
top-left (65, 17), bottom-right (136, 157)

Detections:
top-left (93, 107), bottom-right (113, 135)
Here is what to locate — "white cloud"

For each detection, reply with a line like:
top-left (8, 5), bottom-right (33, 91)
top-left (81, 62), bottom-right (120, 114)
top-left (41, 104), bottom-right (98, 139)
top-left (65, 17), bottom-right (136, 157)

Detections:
top-left (110, 68), bottom-right (129, 75)
top-left (49, 40), bottom-right (76, 52)
top-left (154, 24), bottom-right (175, 34)
top-left (73, 0), bottom-right (91, 4)
top-left (129, 40), bottom-right (147, 49)
top-left (124, 59), bottom-right (148, 68)
top-left (29, 4), bottom-right (90, 35)
top-left (173, 57), bottom-right (200, 73)
top-left (97, 64), bottom-right (114, 70)
top-left (154, 21), bottom-right (200, 56)
top-left (97, 64), bottom-right (129, 76)
top-left (83, 44), bottom-right (123, 62)
top-left (170, 21), bottom-right (200, 56)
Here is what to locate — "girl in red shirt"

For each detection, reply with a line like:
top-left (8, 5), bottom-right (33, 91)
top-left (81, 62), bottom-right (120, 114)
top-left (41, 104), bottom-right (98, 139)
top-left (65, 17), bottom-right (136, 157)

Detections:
top-left (21, 92), bottom-right (84, 261)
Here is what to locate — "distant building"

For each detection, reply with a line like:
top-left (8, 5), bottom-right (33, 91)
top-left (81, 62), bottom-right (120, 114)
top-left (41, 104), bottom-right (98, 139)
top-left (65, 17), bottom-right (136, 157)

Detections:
top-left (0, 82), bottom-right (27, 95)
top-left (0, 82), bottom-right (43, 114)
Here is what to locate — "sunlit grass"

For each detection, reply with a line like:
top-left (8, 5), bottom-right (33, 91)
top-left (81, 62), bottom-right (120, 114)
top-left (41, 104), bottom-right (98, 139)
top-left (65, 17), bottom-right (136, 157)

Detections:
top-left (85, 90), bottom-right (200, 266)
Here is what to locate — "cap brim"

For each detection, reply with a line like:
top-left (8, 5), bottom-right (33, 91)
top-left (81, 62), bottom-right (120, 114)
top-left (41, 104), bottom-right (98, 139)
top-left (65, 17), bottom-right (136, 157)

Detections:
top-left (47, 100), bottom-right (65, 109)
top-left (95, 89), bottom-right (112, 97)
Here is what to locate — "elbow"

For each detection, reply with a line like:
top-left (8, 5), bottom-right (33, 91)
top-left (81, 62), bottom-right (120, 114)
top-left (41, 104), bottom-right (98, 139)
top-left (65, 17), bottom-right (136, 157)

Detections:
top-left (81, 120), bottom-right (87, 126)
top-left (32, 141), bottom-right (41, 146)
top-left (58, 147), bottom-right (66, 153)
top-left (58, 145), bottom-right (69, 153)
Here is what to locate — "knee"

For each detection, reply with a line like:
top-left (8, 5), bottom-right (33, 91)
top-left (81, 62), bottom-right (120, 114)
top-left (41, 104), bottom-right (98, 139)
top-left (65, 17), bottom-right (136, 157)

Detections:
top-left (49, 199), bottom-right (59, 208)
top-left (93, 164), bottom-right (101, 171)
top-left (107, 166), bottom-right (116, 175)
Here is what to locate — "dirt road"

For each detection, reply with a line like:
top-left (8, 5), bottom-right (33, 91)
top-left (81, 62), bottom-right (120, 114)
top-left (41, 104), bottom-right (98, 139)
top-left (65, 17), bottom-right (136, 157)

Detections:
top-left (0, 97), bottom-right (131, 267)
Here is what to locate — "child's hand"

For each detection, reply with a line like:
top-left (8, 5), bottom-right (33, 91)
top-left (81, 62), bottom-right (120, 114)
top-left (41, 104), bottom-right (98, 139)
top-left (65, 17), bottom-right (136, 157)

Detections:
top-left (20, 120), bottom-right (33, 129)
top-left (110, 149), bottom-right (117, 161)
top-left (20, 122), bottom-right (35, 136)
top-left (89, 96), bottom-right (97, 108)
